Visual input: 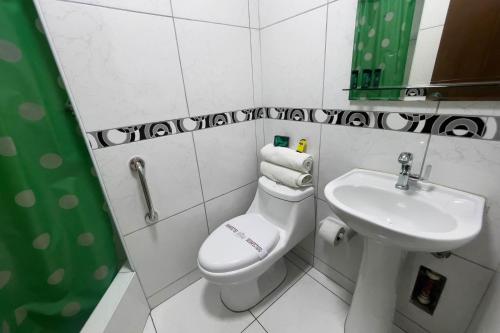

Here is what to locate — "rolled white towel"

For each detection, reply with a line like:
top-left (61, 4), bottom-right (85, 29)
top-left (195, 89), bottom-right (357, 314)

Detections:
top-left (260, 161), bottom-right (312, 188)
top-left (260, 144), bottom-right (313, 173)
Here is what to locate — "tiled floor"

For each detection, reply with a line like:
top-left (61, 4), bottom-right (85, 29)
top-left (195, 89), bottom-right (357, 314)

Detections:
top-left (145, 253), bottom-right (406, 333)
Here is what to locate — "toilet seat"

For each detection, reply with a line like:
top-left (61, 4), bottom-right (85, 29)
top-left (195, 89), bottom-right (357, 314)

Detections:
top-left (198, 214), bottom-right (280, 273)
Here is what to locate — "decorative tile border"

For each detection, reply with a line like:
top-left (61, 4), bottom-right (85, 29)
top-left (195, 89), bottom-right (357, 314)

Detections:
top-left (87, 108), bottom-right (265, 149)
top-left (265, 108), bottom-right (500, 140)
top-left (87, 107), bottom-right (500, 149)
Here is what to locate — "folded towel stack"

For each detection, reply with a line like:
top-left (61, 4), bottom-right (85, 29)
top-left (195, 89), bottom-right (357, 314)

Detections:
top-left (260, 144), bottom-right (313, 188)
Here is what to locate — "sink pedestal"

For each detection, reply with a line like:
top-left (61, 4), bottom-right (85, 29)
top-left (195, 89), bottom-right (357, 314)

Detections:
top-left (345, 238), bottom-right (406, 333)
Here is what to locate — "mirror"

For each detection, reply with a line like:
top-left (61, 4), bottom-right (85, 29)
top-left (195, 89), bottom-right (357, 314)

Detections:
top-left (348, 0), bottom-right (500, 101)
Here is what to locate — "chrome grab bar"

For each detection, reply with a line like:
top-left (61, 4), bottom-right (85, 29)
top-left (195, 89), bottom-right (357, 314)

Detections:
top-left (129, 157), bottom-right (158, 223)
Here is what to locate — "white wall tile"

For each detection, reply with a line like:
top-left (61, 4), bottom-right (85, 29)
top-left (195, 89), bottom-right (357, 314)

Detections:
top-left (419, 0), bottom-right (450, 29)
top-left (193, 122), bottom-right (258, 200)
top-left (171, 0), bottom-right (249, 26)
top-left (322, 0), bottom-right (437, 113)
top-left (124, 205), bottom-right (208, 296)
top-left (81, 272), bottom-right (149, 333)
top-left (249, 0), bottom-right (260, 29)
top-left (205, 181), bottom-right (257, 232)
top-left (317, 125), bottom-right (430, 201)
top-left (263, 119), bottom-right (321, 188)
top-left (151, 278), bottom-right (254, 333)
top-left (261, 7), bottom-right (327, 108)
top-left (396, 253), bottom-right (493, 333)
top-left (93, 133), bottom-right (204, 235)
top-left (59, 0), bottom-right (171, 15)
top-left (438, 102), bottom-right (500, 116)
top-left (38, 0), bottom-right (187, 131)
top-left (467, 272), bottom-right (500, 333)
top-left (104, 274), bottom-right (150, 333)
top-left (407, 26), bottom-right (444, 86)
top-left (175, 19), bottom-right (254, 116)
top-left (251, 29), bottom-right (263, 106)
top-left (314, 199), bottom-right (363, 282)
top-left (425, 136), bottom-right (500, 270)
top-left (259, 0), bottom-right (327, 28)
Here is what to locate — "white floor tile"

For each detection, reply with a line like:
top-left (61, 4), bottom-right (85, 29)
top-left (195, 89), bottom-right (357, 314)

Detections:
top-left (258, 274), bottom-right (348, 333)
top-left (151, 278), bottom-right (254, 333)
top-left (250, 258), bottom-right (305, 317)
top-left (143, 316), bottom-right (156, 333)
top-left (242, 321), bottom-right (267, 333)
top-left (307, 268), bottom-right (352, 305)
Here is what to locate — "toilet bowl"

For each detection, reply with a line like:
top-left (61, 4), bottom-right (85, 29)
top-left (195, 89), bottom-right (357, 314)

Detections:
top-left (197, 176), bottom-right (315, 311)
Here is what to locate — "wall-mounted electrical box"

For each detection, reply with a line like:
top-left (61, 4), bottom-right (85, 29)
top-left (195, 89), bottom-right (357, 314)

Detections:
top-left (410, 266), bottom-right (447, 315)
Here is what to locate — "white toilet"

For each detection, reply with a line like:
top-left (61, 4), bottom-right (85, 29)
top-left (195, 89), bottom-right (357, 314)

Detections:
top-left (197, 176), bottom-right (315, 311)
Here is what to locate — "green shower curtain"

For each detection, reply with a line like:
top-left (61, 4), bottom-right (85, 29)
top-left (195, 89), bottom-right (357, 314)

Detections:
top-left (350, 0), bottom-right (416, 100)
top-left (0, 1), bottom-right (119, 332)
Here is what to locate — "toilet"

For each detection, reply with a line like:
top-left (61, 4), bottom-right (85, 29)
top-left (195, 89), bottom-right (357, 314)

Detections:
top-left (197, 176), bottom-right (315, 311)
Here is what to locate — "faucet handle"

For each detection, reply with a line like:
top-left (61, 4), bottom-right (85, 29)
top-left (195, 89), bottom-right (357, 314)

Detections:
top-left (398, 152), bottom-right (413, 165)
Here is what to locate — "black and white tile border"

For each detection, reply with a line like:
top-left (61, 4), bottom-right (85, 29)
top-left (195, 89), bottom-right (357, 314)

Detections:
top-left (87, 108), bottom-right (265, 149)
top-left (87, 107), bottom-right (500, 149)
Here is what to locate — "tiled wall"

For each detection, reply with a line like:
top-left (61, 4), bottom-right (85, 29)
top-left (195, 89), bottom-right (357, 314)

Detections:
top-left (258, 1), bottom-right (500, 333)
top-left (35, 0), bottom-right (500, 332)
top-left (35, 0), bottom-right (262, 308)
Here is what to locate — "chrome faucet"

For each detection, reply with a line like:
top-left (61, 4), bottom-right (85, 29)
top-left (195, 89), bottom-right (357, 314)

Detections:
top-left (396, 152), bottom-right (415, 190)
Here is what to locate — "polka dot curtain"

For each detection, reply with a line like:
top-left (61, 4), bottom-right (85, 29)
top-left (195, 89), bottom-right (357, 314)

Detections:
top-left (350, 0), bottom-right (416, 100)
top-left (0, 1), bottom-right (119, 332)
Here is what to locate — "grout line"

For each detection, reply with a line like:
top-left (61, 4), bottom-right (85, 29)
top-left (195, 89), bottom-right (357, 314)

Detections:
top-left (256, 319), bottom-right (270, 333)
top-left (189, 132), bottom-right (211, 234)
top-left (169, 1), bottom-right (192, 118)
top-left (147, 267), bottom-right (200, 300)
top-left (306, 270), bottom-right (351, 306)
top-left (313, 256), bottom-right (356, 284)
top-left (247, 0), bottom-right (256, 108)
top-left (149, 314), bottom-right (160, 333)
top-left (252, 258), bottom-right (308, 319)
top-left (396, 310), bottom-right (431, 333)
top-left (260, 3), bottom-right (328, 30)
top-left (55, 0), bottom-right (251, 29)
top-left (205, 179), bottom-right (258, 203)
top-left (451, 253), bottom-right (496, 272)
top-left (320, 2), bottom-right (329, 109)
top-left (417, 100), bottom-right (440, 176)
top-left (464, 272), bottom-right (495, 332)
top-left (122, 202), bottom-right (204, 237)
top-left (240, 319), bottom-right (258, 333)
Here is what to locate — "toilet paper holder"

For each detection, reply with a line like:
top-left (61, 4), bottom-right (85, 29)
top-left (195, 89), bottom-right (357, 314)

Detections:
top-left (318, 216), bottom-right (356, 246)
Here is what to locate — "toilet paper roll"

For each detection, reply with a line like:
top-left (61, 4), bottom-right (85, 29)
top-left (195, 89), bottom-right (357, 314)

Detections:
top-left (318, 216), bottom-right (353, 246)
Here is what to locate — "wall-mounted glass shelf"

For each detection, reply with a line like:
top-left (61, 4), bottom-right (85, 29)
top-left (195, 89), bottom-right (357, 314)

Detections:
top-left (342, 80), bottom-right (500, 92)
top-left (343, 81), bottom-right (500, 100)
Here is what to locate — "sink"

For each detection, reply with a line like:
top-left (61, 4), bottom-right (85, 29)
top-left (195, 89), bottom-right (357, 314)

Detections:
top-left (324, 169), bottom-right (485, 333)
top-left (324, 168), bottom-right (484, 252)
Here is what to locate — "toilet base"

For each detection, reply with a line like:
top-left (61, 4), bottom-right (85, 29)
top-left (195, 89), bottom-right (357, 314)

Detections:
top-left (220, 258), bottom-right (287, 312)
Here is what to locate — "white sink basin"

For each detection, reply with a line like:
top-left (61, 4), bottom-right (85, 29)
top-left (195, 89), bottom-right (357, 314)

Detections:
top-left (324, 169), bottom-right (485, 252)
top-left (324, 168), bottom-right (486, 333)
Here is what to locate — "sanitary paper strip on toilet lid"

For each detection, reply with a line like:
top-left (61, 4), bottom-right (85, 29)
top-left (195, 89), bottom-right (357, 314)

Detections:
top-left (198, 214), bottom-right (280, 273)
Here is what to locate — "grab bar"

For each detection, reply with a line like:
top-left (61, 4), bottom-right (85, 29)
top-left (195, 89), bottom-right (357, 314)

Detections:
top-left (129, 157), bottom-right (158, 223)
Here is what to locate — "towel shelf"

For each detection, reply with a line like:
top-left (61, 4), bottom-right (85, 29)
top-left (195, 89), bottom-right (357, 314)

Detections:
top-left (129, 157), bottom-right (158, 223)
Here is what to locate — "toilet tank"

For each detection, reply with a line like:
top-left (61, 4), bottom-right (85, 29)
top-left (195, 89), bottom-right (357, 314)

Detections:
top-left (247, 177), bottom-right (315, 245)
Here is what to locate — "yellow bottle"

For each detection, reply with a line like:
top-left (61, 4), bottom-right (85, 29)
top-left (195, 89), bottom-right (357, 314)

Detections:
top-left (296, 139), bottom-right (307, 153)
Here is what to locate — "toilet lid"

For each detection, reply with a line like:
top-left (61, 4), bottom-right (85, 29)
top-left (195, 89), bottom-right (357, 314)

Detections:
top-left (198, 214), bottom-right (280, 273)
